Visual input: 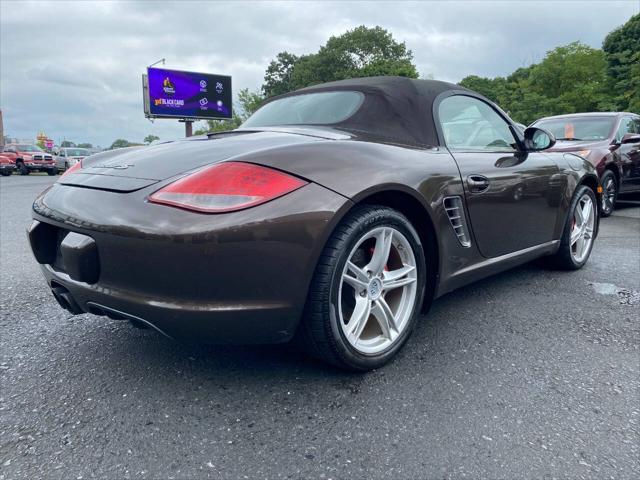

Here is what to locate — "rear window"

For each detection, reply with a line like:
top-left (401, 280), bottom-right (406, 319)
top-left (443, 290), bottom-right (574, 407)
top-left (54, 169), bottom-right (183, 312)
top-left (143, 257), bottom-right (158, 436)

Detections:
top-left (242, 91), bottom-right (364, 128)
top-left (16, 145), bottom-right (43, 152)
top-left (533, 116), bottom-right (615, 141)
top-left (64, 149), bottom-right (90, 156)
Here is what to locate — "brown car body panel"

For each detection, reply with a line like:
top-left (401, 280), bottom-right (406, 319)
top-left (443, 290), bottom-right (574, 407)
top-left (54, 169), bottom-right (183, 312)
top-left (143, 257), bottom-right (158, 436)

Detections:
top-left (29, 77), bottom-right (601, 344)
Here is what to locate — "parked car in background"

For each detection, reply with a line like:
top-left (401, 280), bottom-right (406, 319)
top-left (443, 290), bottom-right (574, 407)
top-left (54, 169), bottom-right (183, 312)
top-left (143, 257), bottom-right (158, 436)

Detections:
top-left (1, 144), bottom-right (57, 175)
top-left (55, 147), bottom-right (91, 171)
top-left (531, 112), bottom-right (640, 216)
top-left (0, 154), bottom-right (16, 176)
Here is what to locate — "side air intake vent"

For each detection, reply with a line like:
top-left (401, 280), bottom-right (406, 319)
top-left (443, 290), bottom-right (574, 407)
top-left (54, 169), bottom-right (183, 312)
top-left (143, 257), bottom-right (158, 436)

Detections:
top-left (443, 196), bottom-right (471, 247)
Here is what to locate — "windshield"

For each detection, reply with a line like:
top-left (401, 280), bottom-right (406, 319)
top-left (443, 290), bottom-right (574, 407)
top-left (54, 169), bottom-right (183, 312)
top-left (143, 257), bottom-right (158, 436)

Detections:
top-left (533, 116), bottom-right (615, 141)
top-left (16, 144), bottom-right (44, 152)
top-left (65, 148), bottom-right (90, 156)
top-left (242, 91), bottom-right (364, 128)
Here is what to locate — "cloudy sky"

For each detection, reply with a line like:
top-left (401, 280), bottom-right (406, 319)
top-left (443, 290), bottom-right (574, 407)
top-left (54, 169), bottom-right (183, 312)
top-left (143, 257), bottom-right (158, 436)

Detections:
top-left (1, 0), bottom-right (638, 147)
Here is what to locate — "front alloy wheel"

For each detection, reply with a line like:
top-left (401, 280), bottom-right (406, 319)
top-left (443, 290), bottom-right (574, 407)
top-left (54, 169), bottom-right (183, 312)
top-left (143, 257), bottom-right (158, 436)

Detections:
top-left (550, 185), bottom-right (598, 270)
top-left (297, 205), bottom-right (426, 371)
top-left (570, 193), bottom-right (595, 263)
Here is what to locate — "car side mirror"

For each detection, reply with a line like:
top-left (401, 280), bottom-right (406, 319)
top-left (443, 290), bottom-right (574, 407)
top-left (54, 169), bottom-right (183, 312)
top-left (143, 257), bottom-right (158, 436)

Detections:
top-left (523, 127), bottom-right (556, 151)
top-left (621, 133), bottom-right (640, 144)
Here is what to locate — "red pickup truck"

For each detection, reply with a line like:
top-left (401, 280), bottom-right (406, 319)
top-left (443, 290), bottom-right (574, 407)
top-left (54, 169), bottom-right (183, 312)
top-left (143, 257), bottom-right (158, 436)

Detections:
top-left (0, 144), bottom-right (57, 175)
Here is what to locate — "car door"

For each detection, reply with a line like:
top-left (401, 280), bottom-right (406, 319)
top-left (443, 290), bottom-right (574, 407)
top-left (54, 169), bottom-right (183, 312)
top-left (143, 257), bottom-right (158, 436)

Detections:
top-left (614, 116), bottom-right (640, 193)
top-left (437, 94), bottom-right (562, 258)
top-left (57, 150), bottom-right (66, 170)
top-left (2, 146), bottom-right (17, 162)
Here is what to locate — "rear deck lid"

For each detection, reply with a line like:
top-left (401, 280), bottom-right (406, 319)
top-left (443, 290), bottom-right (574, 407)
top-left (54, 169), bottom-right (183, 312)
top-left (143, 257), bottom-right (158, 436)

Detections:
top-left (59, 130), bottom-right (323, 192)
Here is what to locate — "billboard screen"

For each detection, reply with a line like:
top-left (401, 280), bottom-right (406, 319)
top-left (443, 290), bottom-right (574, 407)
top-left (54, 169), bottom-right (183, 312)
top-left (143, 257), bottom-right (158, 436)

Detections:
top-left (145, 67), bottom-right (232, 120)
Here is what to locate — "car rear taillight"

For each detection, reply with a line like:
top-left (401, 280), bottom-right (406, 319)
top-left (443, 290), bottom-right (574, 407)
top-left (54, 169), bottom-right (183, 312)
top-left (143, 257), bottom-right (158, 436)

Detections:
top-left (148, 162), bottom-right (308, 213)
top-left (61, 161), bottom-right (82, 177)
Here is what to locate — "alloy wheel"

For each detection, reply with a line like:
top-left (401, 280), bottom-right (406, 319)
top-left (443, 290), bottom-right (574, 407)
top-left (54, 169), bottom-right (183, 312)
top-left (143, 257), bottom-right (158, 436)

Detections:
top-left (570, 193), bottom-right (595, 263)
top-left (338, 226), bottom-right (418, 355)
top-left (602, 176), bottom-right (616, 214)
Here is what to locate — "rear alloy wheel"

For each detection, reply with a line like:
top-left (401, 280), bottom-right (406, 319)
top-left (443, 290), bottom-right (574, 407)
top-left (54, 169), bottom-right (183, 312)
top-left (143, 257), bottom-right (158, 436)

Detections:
top-left (297, 205), bottom-right (426, 371)
top-left (600, 170), bottom-right (617, 217)
top-left (338, 227), bottom-right (418, 354)
top-left (550, 185), bottom-right (597, 270)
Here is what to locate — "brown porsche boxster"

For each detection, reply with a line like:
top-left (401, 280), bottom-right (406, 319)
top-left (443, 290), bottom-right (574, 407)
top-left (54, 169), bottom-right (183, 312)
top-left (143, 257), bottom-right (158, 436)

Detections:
top-left (29, 77), bottom-right (601, 371)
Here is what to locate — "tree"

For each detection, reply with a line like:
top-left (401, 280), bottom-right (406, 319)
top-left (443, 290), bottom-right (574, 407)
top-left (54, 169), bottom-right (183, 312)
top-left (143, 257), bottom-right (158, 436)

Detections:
top-left (110, 139), bottom-right (132, 150)
top-left (76, 143), bottom-right (93, 148)
top-left (459, 41), bottom-right (614, 125)
top-left (194, 88), bottom-right (264, 135)
top-left (603, 14), bottom-right (640, 111)
top-left (261, 26), bottom-right (418, 97)
top-left (144, 134), bottom-right (160, 144)
top-left (60, 140), bottom-right (75, 147)
top-left (262, 51), bottom-right (299, 98)
top-left (528, 42), bottom-right (609, 110)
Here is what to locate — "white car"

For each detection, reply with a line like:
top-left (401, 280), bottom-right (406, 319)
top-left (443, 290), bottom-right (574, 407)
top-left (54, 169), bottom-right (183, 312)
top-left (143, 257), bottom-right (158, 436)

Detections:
top-left (55, 148), bottom-right (91, 171)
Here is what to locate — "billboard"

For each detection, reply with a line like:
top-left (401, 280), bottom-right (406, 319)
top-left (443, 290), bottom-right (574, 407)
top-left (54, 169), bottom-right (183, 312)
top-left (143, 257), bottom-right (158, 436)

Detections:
top-left (144, 67), bottom-right (232, 120)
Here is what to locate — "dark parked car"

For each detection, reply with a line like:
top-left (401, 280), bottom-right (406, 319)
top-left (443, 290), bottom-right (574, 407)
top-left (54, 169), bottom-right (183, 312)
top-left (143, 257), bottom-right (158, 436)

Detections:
top-left (532, 112), bottom-right (640, 216)
top-left (0, 154), bottom-right (15, 176)
top-left (29, 77), bottom-right (600, 371)
top-left (1, 144), bottom-right (57, 175)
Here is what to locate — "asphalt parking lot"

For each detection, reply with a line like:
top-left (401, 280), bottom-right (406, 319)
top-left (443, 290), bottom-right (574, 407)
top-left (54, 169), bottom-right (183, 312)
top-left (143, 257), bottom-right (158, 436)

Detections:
top-left (1, 175), bottom-right (638, 479)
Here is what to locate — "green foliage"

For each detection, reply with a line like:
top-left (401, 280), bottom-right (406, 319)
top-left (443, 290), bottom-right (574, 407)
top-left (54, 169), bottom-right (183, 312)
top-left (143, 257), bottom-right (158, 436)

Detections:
top-left (460, 23), bottom-right (638, 125)
top-left (109, 138), bottom-right (133, 150)
top-left (262, 52), bottom-right (299, 98)
top-left (60, 140), bottom-right (75, 147)
top-left (628, 50), bottom-right (640, 113)
top-left (262, 26), bottom-right (418, 98)
top-left (76, 143), bottom-right (93, 148)
top-left (603, 14), bottom-right (640, 111)
top-left (202, 17), bottom-right (638, 137)
top-left (144, 134), bottom-right (160, 144)
top-left (194, 88), bottom-right (264, 135)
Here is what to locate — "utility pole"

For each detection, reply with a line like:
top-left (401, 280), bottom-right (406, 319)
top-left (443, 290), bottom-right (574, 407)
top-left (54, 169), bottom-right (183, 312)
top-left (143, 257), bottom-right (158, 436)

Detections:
top-left (0, 109), bottom-right (4, 147)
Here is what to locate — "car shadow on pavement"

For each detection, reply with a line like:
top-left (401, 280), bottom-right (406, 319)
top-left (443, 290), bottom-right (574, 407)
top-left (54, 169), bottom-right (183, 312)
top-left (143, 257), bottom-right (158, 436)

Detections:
top-left (60, 258), bottom-right (549, 386)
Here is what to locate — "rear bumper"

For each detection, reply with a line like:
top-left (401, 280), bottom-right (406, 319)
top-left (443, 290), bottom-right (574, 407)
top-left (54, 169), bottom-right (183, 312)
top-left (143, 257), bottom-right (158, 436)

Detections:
top-left (39, 264), bottom-right (302, 343)
top-left (29, 182), bottom-right (350, 344)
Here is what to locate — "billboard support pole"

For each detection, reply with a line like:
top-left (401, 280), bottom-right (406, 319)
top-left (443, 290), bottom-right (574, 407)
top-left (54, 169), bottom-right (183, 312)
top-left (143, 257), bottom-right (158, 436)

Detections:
top-left (180, 119), bottom-right (194, 137)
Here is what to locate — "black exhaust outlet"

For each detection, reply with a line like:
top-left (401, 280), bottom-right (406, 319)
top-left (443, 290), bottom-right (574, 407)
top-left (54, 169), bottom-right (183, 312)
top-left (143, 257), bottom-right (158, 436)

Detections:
top-left (50, 283), bottom-right (84, 315)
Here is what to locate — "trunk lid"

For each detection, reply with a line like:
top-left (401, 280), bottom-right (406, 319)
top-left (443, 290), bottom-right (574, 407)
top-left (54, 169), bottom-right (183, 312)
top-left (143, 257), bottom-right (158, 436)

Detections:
top-left (60, 130), bottom-right (326, 192)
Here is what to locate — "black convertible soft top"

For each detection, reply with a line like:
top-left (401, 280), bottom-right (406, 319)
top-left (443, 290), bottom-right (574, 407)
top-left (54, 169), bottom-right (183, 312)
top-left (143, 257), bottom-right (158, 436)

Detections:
top-left (272, 76), bottom-right (473, 148)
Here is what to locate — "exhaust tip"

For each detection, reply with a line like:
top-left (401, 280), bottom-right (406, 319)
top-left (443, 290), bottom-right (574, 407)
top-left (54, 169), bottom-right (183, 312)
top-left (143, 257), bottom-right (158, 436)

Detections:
top-left (50, 282), bottom-right (84, 315)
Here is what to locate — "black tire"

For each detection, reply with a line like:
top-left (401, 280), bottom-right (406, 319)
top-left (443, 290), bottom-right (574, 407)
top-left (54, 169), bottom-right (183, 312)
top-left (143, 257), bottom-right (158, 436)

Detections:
top-left (549, 185), bottom-right (598, 270)
top-left (0, 171), bottom-right (10, 177)
top-left (47, 168), bottom-right (58, 176)
top-left (18, 163), bottom-right (29, 175)
top-left (295, 205), bottom-right (426, 371)
top-left (600, 170), bottom-right (617, 217)
top-left (65, 162), bottom-right (69, 171)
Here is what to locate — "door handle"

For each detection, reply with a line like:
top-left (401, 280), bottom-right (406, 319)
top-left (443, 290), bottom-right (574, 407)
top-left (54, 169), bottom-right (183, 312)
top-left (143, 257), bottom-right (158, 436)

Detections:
top-left (467, 175), bottom-right (490, 193)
